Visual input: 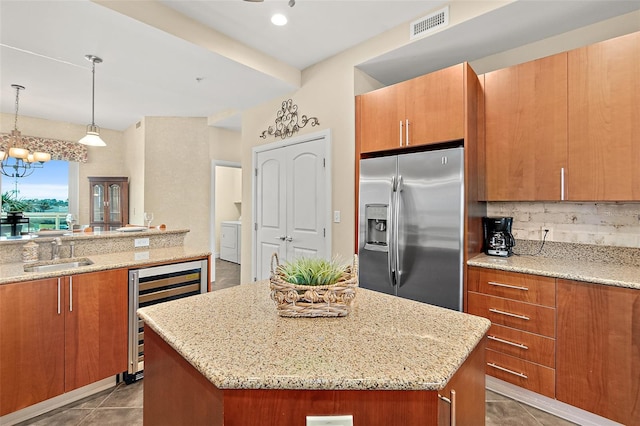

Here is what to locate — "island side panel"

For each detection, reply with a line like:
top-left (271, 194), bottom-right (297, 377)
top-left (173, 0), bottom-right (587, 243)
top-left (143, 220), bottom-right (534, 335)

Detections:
top-left (143, 327), bottom-right (223, 426)
top-left (223, 389), bottom-right (439, 425)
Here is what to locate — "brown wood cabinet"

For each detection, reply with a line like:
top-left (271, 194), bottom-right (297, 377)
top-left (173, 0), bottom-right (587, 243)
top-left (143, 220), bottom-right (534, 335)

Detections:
top-left (0, 278), bottom-right (65, 415)
top-left (89, 177), bottom-right (129, 231)
top-left (0, 269), bottom-right (128, 415)
top-left (357, 63), bottom-right (467, 154)
top-left (556, 279), bottom-right (640, 425)
top-left (482, 31), bottom-right (640, 202)
top-left (484, 53), bottom-right (568, 201)
top-left (567, 31), bottom-right (640, 201)
top-left (467, 266), bottom-right (556, 398)
top-left (64, 269), bottom-right (128, 391)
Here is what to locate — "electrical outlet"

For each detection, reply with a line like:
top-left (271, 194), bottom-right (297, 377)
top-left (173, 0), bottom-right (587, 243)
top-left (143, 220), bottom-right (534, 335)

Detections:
top-left (134, 238), bottom-right (150, 248)
top-left (306, 415), bottom-right (353, 426)
top-left (540, 226), bottom-right (553, 241)
top-left (134, 251), bottom-right (149, 261)
top-left (333, 210), bottom-right (341, 223)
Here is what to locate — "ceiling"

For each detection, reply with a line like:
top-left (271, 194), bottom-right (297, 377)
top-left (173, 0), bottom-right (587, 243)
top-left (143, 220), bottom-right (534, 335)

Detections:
top-left (1, 1), bottom-right (639, 133)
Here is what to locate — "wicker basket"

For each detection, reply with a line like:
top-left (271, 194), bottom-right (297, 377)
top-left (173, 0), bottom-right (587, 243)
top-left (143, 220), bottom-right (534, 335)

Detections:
top-left (269, 253), bottom-right (358, 317)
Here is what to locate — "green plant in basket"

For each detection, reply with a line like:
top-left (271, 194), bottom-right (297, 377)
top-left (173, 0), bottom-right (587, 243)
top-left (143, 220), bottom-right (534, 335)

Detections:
top-left (277, 256), bottom-right (349, 286)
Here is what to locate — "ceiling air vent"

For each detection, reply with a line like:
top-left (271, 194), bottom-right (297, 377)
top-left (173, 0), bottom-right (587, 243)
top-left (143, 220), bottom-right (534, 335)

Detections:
top-left (410, 6), bottom-right (449, 40)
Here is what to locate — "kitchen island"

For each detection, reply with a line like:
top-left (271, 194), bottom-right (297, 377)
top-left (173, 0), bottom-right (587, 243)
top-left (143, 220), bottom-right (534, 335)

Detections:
top-left (138, 281), bottom-right (491, 426)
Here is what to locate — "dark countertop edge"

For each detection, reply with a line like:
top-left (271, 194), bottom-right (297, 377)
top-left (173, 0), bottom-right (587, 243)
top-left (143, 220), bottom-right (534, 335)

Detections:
top-left (0, 247), bottom-right (211, 285)
top-left (468, 254), bottom-right (639, 290)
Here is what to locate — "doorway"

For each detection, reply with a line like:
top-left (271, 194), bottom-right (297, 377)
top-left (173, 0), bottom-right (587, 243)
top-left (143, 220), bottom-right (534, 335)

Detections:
top-left (252, 129), bottom-right (332, 281)
top-left (210, 160), bottom-right (242, 283)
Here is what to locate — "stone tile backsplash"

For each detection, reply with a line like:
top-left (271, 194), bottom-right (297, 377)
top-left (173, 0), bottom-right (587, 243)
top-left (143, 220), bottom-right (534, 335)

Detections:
top-left (487, 202), bottom-right (640, 248)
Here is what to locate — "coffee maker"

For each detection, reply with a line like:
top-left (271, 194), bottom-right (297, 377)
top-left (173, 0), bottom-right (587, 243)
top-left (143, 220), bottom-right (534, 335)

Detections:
top-left (482, 217), bottom-right (515, 257)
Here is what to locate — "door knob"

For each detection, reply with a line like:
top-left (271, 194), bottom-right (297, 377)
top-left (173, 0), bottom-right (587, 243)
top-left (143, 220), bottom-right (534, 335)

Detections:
top-left (285, 236), bottom-right (293, 242)
top-left (275, 236), bottom-right (286, 241)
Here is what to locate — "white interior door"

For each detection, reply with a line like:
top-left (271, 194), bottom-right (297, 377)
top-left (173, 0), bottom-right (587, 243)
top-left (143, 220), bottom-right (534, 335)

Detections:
top-left (253, 130), bottom-right (331, 281)
top-left (286, 141), bottom-right (326, 260)
top-left (255, 149), bottom-right (287, 280)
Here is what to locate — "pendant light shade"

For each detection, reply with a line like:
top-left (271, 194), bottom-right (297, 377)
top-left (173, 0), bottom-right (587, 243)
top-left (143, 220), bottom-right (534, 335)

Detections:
top-left (79, 55), bottom-right (106, 147)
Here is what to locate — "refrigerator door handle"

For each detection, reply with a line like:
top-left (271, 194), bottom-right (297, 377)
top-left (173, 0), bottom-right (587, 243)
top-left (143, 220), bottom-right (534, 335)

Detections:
top-left (387, 176), bottom-right (396, 286)
top-left (393, 175), bottom-right (403, 288)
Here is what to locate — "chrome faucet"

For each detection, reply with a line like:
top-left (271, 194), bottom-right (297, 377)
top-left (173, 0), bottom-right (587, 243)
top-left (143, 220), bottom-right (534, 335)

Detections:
top-left (51, 237), bottom-right (62, 260)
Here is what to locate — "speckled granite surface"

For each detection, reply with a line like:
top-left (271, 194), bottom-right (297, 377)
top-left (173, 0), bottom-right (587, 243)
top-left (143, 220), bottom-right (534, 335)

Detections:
top-left (468, 252), bottom-right (640, 290)
top-left (138, 281), bottom-right (491, 392)
top-left (0, 229), bottom-right (188, 265)
top-left (0, 245), bottom-right (210, 285)
top-left (512, 239), bottom-right (640, 267)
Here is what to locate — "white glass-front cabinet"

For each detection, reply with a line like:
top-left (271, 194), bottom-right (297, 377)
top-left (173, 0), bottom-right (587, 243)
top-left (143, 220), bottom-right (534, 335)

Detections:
top-left (89, 177), bottom-right (129, 231)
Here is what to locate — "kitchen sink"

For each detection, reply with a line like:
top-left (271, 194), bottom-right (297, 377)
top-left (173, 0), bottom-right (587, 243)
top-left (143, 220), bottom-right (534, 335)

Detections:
top-left (24, 258), bottom-right (94, 273)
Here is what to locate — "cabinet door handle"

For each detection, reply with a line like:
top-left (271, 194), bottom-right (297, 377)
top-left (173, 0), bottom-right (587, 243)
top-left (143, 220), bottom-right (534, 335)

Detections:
top-left (399, 120), bottom-right (403, 147)
top-left (57, 278), bottom-right (61, 315)
top-left (405, 119), bottom-right (410, 146)
top-left (437, 389), bottom-right (456, 426)
top-left (488, 335), bottom-right (529, 350)
top-left (488, 281), bottom-right (529, 291)
top-left (69, 276), bottom-right (73, 312)
top-left (489, 308), bottom-right (530, 321)
top-left (488, 362), bottom-right (528, 379)
top-left (561, 167), bottom-right (565, 200)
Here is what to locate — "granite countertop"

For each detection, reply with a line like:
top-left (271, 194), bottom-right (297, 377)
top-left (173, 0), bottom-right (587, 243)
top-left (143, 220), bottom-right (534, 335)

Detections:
top-left (138, 281), bottom-right (491, 392)
top-left (0, 228), bottom-right (189, 245)
top-left (468, 253), bottom-right (640, 290)
top-left (0, 245), bottom-right (211, 285)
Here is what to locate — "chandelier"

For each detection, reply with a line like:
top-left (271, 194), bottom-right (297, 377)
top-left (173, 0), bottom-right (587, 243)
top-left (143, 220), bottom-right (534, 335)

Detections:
top-left (0, 84), bottom-right (51, 178)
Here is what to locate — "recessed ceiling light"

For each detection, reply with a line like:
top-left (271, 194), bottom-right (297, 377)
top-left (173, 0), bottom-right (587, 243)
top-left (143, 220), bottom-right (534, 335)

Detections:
top-left (271, 13), bottom-right (287, 26)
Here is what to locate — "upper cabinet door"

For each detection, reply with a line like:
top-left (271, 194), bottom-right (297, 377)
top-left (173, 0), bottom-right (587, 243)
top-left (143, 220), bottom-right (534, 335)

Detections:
top-left (357, 63), bottom-right (468, 155)
top-left (358, 84), bottom-right (404, 154)
top-left (567, 31), bottom-right (640, 201)
top-left (405, 63), bottom-right (465, 148)
top-left (484, 53), bottom-right (568, 201)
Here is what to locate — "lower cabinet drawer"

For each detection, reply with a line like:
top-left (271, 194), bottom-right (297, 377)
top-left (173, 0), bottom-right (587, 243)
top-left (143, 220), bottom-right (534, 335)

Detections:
top-left (486, 349), bottom-right (555, 398)
top-left (487, 324), bottom-right (555, 368)
top-left (468, 292), bottom-right (556, 338)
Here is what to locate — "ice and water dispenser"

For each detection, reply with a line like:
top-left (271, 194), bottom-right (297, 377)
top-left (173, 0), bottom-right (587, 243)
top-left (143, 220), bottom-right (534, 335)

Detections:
top-left (363, 204), bottom-right (388, 251)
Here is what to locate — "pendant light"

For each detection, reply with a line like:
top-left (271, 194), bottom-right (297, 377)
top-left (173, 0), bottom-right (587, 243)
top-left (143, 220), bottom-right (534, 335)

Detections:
top-left (79, 55), bottom-right (106, 147)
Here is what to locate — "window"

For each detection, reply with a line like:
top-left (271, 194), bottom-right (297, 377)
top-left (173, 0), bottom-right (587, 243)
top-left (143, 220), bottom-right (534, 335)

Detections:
top-left (1, 160), bottom-right (70, 233)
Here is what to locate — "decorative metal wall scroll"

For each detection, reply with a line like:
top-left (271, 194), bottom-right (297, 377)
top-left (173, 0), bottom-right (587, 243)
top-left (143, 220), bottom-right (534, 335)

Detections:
top-left (259, 99), bottom-right (319, 139)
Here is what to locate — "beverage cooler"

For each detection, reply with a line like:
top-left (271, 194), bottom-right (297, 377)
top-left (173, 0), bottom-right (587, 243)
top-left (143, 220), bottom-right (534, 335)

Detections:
top-left (125, 259), bottom-right (208, 383)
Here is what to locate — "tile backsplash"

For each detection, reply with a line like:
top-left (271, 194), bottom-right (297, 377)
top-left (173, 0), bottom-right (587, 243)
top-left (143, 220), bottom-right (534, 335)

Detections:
top-left (487, 202), bottom-right (640, 248)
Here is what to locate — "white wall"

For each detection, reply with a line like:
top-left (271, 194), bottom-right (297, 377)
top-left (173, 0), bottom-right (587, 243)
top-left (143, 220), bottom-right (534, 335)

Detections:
top-left (124, 119), bottom-right (146, 226)
top-left (143, 117), bottom-right (210, 249)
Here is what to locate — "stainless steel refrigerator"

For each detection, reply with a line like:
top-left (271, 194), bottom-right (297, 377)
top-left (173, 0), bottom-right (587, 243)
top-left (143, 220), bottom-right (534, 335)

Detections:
top-left (358, 147), bottom-right (464, 311)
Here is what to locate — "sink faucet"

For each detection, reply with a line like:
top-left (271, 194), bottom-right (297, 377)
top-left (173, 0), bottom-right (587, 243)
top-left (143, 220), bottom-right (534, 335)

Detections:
top-left (51, 237), bottom-right (62, 260)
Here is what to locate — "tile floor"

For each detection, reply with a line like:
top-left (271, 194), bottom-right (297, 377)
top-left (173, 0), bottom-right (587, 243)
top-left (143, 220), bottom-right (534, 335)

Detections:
top-left (18, 384), bottom-right (576, 425)
top-left (17, 259), bottom-right (576, 425)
